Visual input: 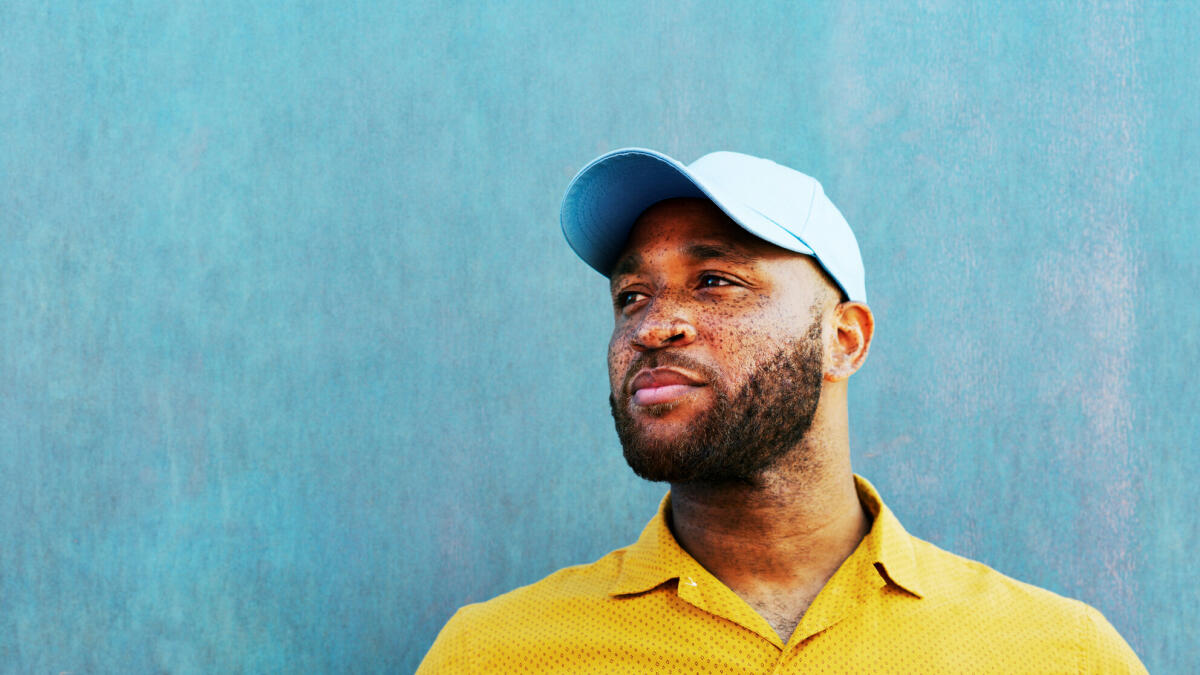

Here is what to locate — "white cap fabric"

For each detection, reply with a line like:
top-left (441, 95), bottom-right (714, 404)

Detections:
top-left (560, 148), bottom-right (867, 303)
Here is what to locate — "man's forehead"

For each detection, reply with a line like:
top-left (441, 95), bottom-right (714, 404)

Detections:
top-left (609, 198), bottom-right (791, 277)
top-left (610, 242), bottom-right (759, 279)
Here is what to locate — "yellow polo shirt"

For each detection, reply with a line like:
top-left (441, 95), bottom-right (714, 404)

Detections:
top-left (418, 476), bottom-right (1145, 673)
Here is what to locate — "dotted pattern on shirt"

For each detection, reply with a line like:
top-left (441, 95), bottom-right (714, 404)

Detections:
top-left (417, 476), bottom-right (1146, 674)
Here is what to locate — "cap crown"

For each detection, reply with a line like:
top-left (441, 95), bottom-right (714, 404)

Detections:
top-left (560, 148), bottom-right (866, 303)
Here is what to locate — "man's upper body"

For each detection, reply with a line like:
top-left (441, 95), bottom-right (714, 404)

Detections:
top-left (418, 148), bottom-right (1146, 673)
top-left (419, 477), bottom-right (1142, 673)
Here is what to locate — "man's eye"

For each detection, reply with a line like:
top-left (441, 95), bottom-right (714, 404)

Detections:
top-left (699, 274), bottom-right (733, 288)
top-left (616, 291), bottom-right (646, 307)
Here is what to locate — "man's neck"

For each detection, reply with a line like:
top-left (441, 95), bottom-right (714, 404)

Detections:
top-left (667, 446), bottom-right (868, 643)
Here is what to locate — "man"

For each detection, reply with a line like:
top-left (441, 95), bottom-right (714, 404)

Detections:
top-left (418, 149), bottom-right (1146, 673)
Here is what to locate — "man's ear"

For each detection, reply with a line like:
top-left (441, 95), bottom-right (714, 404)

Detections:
top-left (825, 302), bottom-right (874, 382)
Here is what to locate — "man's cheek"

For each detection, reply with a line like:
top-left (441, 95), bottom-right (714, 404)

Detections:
top-left (606, 344), bottom-right (627, 393)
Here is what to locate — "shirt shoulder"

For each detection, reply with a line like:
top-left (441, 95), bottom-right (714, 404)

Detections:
top-left (910, 534), bottom-right (1078, 612)
top-left (906, 536), bottom-right (1146, 673)
top-left (416, 546), bottom-right (630, 674)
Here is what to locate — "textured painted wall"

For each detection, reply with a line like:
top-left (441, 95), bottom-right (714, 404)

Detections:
top-left (1, 1), bottom-right (1195, 672)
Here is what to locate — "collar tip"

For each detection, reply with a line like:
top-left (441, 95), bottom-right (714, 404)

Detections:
top-left (608, 582), bottom-right (656, 597)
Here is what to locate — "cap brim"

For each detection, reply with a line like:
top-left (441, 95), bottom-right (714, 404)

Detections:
top-left (560, 148), bottom-right (814, 277)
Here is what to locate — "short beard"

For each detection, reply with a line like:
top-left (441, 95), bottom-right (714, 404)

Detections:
top-left (608, 319), bottom-right (824, 486)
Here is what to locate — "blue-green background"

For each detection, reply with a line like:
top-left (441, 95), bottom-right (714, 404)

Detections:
top-left (2, 2), bottom-right (1195, 672)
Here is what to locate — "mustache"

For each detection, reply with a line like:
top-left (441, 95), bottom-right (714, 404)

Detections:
top-left (620, 351), bottom-right (722, 395)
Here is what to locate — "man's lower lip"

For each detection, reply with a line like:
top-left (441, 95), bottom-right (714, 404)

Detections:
top-left (631, 384), bottom-right (699, 406)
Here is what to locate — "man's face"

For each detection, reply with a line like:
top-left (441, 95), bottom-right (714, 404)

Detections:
top-left (606, 198), bottom-right (835, 485)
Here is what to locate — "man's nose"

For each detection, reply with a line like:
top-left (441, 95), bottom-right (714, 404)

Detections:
top-left (631, 301), bottom-right (698, 351)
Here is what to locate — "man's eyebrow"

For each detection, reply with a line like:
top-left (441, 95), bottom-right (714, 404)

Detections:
top-left (685, 243), bottom-right (756, 266)
top-left (609, 244), bottom-right (758, 285)
top-left (609, 253), bottom-right (643, 280)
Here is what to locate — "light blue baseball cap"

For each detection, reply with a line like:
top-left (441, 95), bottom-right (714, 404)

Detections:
top-left (559, 148), bottom-right (867, 304)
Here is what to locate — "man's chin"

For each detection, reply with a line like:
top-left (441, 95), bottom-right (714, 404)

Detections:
top-left (621, 444), bottom-right (695, 483)
top-left (617, 421), bottom-right (726, 483)
top-left (620, 442), bottom-right (753, 485)
top-left (625, 410), bottom-right (699, 441)
top-left (610, 392), bottom-right (734, 483)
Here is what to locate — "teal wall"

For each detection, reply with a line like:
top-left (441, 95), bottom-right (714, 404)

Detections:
top-left (2, 2), bottom-right (1195, 672)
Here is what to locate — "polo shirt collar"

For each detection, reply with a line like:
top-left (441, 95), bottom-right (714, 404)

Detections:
top-left (608, 474), bottom-right (925, 600)
top-left (608, 492), bottom-right (693, 597)
top-left (853, 474), bottom-right (925, 598)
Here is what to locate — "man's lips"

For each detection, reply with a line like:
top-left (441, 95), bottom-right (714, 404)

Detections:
top-left (629, 368), bottom-right (706, 406)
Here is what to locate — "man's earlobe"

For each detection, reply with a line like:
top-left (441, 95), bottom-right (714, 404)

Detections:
top-left (825, 302), bottom-right (874, 382)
